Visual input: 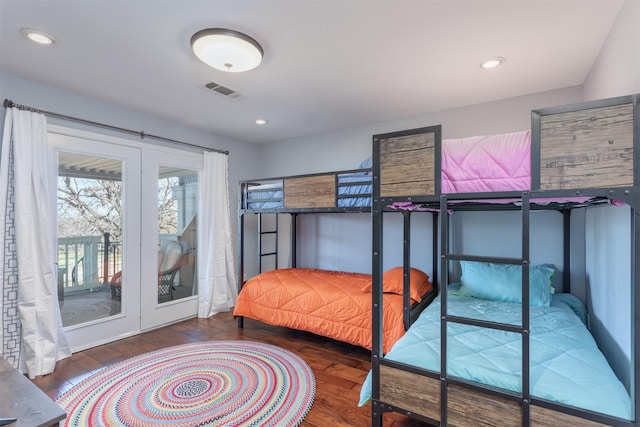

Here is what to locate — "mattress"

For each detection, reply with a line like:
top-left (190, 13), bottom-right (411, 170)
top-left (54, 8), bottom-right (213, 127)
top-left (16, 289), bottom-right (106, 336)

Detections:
top-left (358, 284), bottom-right (632, 420)
top-left (233, 268), bottom-right (431, 352)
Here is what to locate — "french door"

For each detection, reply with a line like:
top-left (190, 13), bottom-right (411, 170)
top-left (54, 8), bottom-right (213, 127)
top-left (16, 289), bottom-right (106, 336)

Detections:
top-left (51, 130), bottom-right (141, 352)
top-left (50, 126), bottom-right (200, 351)
top-left (139, 149), bottom-right (201, 330)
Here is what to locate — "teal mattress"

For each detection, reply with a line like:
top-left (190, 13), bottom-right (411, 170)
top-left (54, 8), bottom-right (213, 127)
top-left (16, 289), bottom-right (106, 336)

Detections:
top-left (359, 284), bottom-right (632, 420)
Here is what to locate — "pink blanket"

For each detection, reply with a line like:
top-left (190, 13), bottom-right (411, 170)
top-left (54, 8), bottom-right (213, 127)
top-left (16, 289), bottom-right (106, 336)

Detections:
top-left (442, 130), bottom-right (531, 193)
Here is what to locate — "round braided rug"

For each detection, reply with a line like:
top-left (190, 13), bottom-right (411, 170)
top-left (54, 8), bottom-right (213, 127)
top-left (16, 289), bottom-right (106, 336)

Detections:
top-left (56, 340), bottom-right (315, 426)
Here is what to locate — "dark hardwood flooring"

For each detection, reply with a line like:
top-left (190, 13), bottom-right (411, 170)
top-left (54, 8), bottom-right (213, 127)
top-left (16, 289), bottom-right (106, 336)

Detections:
top-left (31, 312), bottom-right (430, 426)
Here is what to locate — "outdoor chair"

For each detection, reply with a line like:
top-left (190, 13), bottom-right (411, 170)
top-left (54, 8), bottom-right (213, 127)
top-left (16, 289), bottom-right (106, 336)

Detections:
top-left (110, 240), bottom-right (190, 301)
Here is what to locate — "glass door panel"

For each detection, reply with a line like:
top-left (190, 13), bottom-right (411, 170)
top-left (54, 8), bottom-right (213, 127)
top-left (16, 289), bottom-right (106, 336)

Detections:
top-left (157, 167), bottom-right (198, 304)
top-left (140, 150), bottom-right (200, 331)
top-left (57, 152), bottom-right (123, 326)
top-left (50, 130), bottom-right (141, 352)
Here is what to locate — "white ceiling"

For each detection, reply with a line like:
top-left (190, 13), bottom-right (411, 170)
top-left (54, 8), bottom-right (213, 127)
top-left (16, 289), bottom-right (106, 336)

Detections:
top-left (0, 0), bottom-right (624, 144)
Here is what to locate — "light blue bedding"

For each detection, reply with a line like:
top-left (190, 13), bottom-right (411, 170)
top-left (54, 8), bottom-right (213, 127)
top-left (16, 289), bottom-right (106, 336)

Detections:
top-left (359, 284), bottom-right (632, 420)
top-left (246, 182), bottom-right (283, 209)
top-left (336, 173), bottom-right (371, 207)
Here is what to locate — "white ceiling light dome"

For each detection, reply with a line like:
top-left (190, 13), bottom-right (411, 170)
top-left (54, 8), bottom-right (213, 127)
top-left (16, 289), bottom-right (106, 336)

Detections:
top-left (191, 28), bottom-right (263, 73)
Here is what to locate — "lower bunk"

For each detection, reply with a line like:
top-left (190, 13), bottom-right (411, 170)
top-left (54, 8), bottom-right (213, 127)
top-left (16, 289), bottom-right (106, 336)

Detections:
top-left (359, 280), bottom-right (632, 426)
top-left (233, 267), bottom-right (436, 352)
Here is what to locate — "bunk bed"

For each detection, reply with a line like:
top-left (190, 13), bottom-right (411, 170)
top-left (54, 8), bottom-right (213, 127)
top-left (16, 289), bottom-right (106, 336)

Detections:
top-left (363, 94), bottom-right (639, 426)
top-left (234, 160), bottom-right (438, 353)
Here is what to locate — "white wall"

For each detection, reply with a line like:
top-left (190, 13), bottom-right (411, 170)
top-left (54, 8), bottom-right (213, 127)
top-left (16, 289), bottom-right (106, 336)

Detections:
top-left (586, 205), bottom-right (632, 391)
top-left (583, 0), bottom-right (640, 100)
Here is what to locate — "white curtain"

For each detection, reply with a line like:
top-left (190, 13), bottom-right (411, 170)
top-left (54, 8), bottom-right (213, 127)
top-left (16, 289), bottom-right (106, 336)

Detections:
top-left (0, 107), bottom-right (70, 378)
top-left (198, 151), bottom-right (237, 318)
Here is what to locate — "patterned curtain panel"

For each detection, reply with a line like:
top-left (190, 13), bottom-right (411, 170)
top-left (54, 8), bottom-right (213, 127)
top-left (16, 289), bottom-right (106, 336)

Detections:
top-left (0, 134), bottom-right (21, 367)
top-left (0, 107), bottom-right (70, 376)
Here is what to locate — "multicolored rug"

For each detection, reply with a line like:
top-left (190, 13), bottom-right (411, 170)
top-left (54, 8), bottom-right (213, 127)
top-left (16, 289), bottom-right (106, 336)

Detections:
top-left (56, 341), bottom-right (315, 426)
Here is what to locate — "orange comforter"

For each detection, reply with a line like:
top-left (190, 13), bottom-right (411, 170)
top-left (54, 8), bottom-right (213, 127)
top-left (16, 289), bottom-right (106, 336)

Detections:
top-left (233, 268), bottom-right (427, 353)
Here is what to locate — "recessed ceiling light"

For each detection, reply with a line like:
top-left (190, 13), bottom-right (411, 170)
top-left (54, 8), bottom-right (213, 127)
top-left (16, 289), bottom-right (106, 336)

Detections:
top-left (255, 119), bottom-right (268, 125)
top-left (191, 28), bottom-right (263, 72)
top-left (20, 28), bottom-right (57, 46)
top-left (481, 57), bottom-right (505, 69)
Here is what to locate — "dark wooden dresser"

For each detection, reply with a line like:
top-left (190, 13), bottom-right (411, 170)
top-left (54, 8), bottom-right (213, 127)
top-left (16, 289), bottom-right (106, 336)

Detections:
top-left (0, 357), bottom-right (66, 426)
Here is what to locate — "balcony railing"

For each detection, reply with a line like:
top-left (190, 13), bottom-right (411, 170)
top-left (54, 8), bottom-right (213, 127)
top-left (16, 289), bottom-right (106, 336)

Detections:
top-left (57, 233), bottom-right (179, 295)
top-left (57, 234), bottom-right (121, 294)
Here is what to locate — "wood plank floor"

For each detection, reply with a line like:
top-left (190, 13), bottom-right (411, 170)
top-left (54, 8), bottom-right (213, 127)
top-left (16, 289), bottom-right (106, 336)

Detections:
top-left (31, 312), bottom-right (431, 426)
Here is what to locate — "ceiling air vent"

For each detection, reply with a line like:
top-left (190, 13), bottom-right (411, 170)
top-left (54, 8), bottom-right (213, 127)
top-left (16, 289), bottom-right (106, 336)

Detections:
top-left (202, 82), bottom-right (244, 100)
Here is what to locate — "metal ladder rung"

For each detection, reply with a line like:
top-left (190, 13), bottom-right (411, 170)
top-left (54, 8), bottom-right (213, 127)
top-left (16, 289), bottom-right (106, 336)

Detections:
top-left (444, 253), bottom-right (524, 265)
top-left (258, 212), bottom-right (278, 273)
top-left (446, 315), bottom-right (523, 334)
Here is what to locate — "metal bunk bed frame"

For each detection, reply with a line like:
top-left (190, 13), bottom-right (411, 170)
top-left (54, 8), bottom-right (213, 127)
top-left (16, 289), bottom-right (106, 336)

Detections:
top-left (370, 94), bottom-right (639, 427)
top-left (236, 166), bottom-right (440, 334)
top-left (236, 168), bottom-right (374, 329)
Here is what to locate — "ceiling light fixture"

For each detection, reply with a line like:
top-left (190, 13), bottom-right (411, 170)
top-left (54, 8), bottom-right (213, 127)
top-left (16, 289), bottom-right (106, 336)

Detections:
top-left (255, 118), bottom-right (268, 125)
top-left (481, 57), bottom-right (505, 69)
top-left (20, 28), bottom-right (57, 46)
top-left (191, 28), bottom-right (263, 72)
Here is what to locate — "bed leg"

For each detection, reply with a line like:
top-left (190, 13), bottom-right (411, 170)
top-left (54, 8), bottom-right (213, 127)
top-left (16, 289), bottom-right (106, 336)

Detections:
top-left (371, 401), bottom-right (383, 427)
top-left (237, 316), bottom-right (244, 328)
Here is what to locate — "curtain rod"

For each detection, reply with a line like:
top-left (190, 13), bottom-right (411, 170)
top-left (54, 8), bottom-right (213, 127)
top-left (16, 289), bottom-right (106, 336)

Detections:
top-left (3, 99), bottom-right (229, 155)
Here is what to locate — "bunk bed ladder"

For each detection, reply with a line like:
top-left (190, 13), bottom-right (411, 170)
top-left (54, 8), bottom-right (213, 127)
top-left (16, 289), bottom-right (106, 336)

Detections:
top-left (237, 212), bottom-right (280, 329)
top-left (257, 212), bottom-right (278, 273)
top-left (237, 192), bottom-right (245, 328)
top-left (439, 191), bottom-right (532, 427)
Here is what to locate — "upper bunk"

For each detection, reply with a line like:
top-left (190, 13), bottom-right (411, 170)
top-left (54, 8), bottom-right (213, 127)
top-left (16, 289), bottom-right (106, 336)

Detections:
top-left (373, 93), bottom-right (639, 212)
top-left (238, 164), bottom-right (373, 214)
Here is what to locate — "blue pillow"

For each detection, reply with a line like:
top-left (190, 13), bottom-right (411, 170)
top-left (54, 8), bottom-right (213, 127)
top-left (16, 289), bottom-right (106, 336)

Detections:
top-left (457, 261), bottom-right (554, 306)
top-left (358, 156), bottom-right (372, 170)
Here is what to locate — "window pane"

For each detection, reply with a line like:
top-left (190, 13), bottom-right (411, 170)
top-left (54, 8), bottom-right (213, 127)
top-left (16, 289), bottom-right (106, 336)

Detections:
top-left (57, 152), bottom-right (122, 326)
top-left (157, 167), bottom-right (198, 303)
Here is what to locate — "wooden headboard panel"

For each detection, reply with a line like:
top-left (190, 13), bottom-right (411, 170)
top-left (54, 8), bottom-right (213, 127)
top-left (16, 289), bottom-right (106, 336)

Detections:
top-left (532, 94), bottom-right (638, 191)
top-left (375, 125), bottom-right (441, 199)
